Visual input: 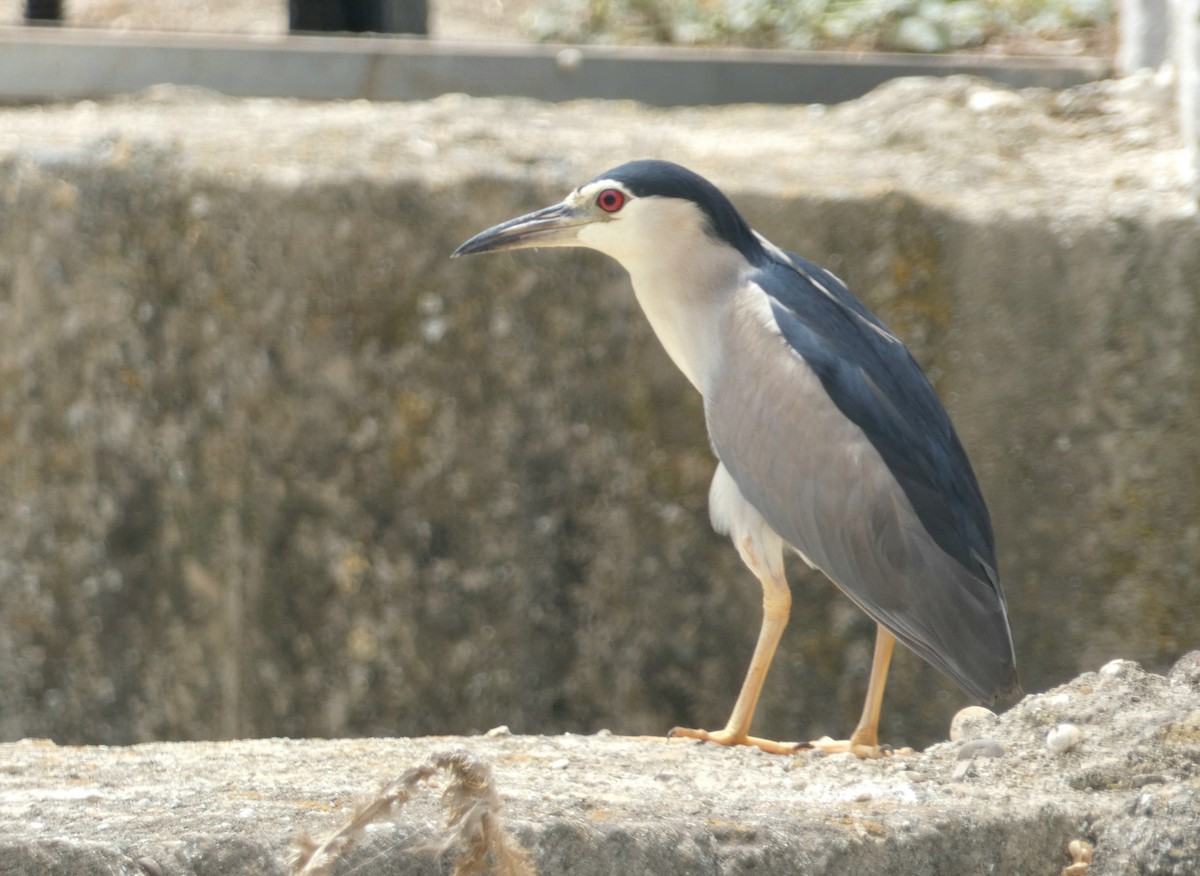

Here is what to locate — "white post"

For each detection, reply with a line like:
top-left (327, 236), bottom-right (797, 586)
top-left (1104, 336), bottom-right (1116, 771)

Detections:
top-left (1175, 0), bottom-right (1199, 197)
top-left (1120, 0), bottom-right (1173, 72)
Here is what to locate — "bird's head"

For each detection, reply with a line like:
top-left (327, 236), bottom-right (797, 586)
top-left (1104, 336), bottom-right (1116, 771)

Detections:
top-left (452, 160), bottom-right (764, 270)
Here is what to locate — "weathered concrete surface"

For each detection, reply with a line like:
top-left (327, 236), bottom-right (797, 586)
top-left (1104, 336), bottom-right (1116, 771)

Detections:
top-left (0, 76), bottom-right (1197, 752)
top-left (0, 656), bottom-right (1197, 875)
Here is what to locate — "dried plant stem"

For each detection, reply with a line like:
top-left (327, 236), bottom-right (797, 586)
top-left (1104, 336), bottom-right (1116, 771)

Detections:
top-left (290, 749), bottom-right (536, 876)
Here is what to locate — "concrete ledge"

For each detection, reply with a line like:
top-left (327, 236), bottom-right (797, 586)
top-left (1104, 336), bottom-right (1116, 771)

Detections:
top-left (0, 26), bottom-right (1112, 105)
top-left (1, 657), bottom-right (1198, 875)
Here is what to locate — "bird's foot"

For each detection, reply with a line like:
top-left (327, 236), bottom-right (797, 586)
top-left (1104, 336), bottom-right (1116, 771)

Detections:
top-left (807, 735), bottom-right (911, 759)
top-left (667, 726), bottom-right (805, 755)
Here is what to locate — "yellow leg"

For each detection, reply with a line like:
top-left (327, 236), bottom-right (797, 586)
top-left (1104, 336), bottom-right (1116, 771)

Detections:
top-left (670, 571), bottom-right (801, 754)
top-left (809, 624), bottom-right (896, 758)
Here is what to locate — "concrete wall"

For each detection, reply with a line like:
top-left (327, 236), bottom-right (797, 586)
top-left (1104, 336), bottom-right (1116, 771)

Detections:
top-left (0, 78), bottom-right (1196, 749)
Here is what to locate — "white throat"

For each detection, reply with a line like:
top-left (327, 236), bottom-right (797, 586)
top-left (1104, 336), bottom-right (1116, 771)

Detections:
top-left (578, 197), bottom-right (750, 396)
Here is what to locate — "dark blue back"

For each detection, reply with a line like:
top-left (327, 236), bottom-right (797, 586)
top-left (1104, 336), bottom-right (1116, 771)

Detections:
top-left (758, 251), bottom-right (998, 583)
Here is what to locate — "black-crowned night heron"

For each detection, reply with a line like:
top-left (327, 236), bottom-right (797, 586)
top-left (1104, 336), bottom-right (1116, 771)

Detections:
top-left (453, 160), bottom-right (1017, 756)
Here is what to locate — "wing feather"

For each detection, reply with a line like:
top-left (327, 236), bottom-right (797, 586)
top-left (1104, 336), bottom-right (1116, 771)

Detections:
top-left (707, 260), bottom-right (1016, 701)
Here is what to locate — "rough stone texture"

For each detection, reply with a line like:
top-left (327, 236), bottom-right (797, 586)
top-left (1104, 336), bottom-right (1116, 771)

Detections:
top-left (0, 76), bottom-right (1197, 753)
top-left (0, 656), bottom-right (1197, 874)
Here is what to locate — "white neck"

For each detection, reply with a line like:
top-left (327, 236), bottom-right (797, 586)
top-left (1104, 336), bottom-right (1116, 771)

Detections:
top-left (578, 197), bottom-right (750, 397)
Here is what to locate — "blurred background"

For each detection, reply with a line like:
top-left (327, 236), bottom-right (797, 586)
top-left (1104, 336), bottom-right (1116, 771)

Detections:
top-left (1, 0), bottom-right (1113, 54)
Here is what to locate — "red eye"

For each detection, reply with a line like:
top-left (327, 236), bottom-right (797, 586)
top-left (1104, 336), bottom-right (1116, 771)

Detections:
top-left (597, 189), bottom-right (625, 213)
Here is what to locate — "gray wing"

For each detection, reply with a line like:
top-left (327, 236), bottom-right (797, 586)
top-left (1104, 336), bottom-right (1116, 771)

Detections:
top-left (706, 280), bottom-right (1016, 703)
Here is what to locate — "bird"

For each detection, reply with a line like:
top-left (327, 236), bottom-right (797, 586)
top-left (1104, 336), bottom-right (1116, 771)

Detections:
top-left (452, 159), bottom-right (1017, 756)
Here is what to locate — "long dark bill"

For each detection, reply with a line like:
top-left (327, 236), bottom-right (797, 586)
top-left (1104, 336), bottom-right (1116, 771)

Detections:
top-left (451, 202), bottom-right (583, 257)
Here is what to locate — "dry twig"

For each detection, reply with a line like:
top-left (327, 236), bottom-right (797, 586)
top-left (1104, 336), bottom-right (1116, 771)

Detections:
top-left (290, 749), bottom-right (536, 876)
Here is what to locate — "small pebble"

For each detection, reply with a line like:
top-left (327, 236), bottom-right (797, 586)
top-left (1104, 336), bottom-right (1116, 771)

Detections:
top-left (485, 725), bottom-right (511, 738)
top-left (1099, 658), bottom-right (1138, 677)
top-left (950, 705), bottom-right (999, 741)
top-left (549, 758), bottom-right (570, 769)
top-left (1046, 723), bottom-right (1084, 754)
top-left (956, 738), bottom-right (1005, 760)
top-left (1063, 837), bottom-right (1094, 875)
top-left (1167, 650), bottom-right (1200, 687)
top-left (967, 88), bottom-right (1024, 114)
top-left (1068, 838), bottom-right (1093, 864)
